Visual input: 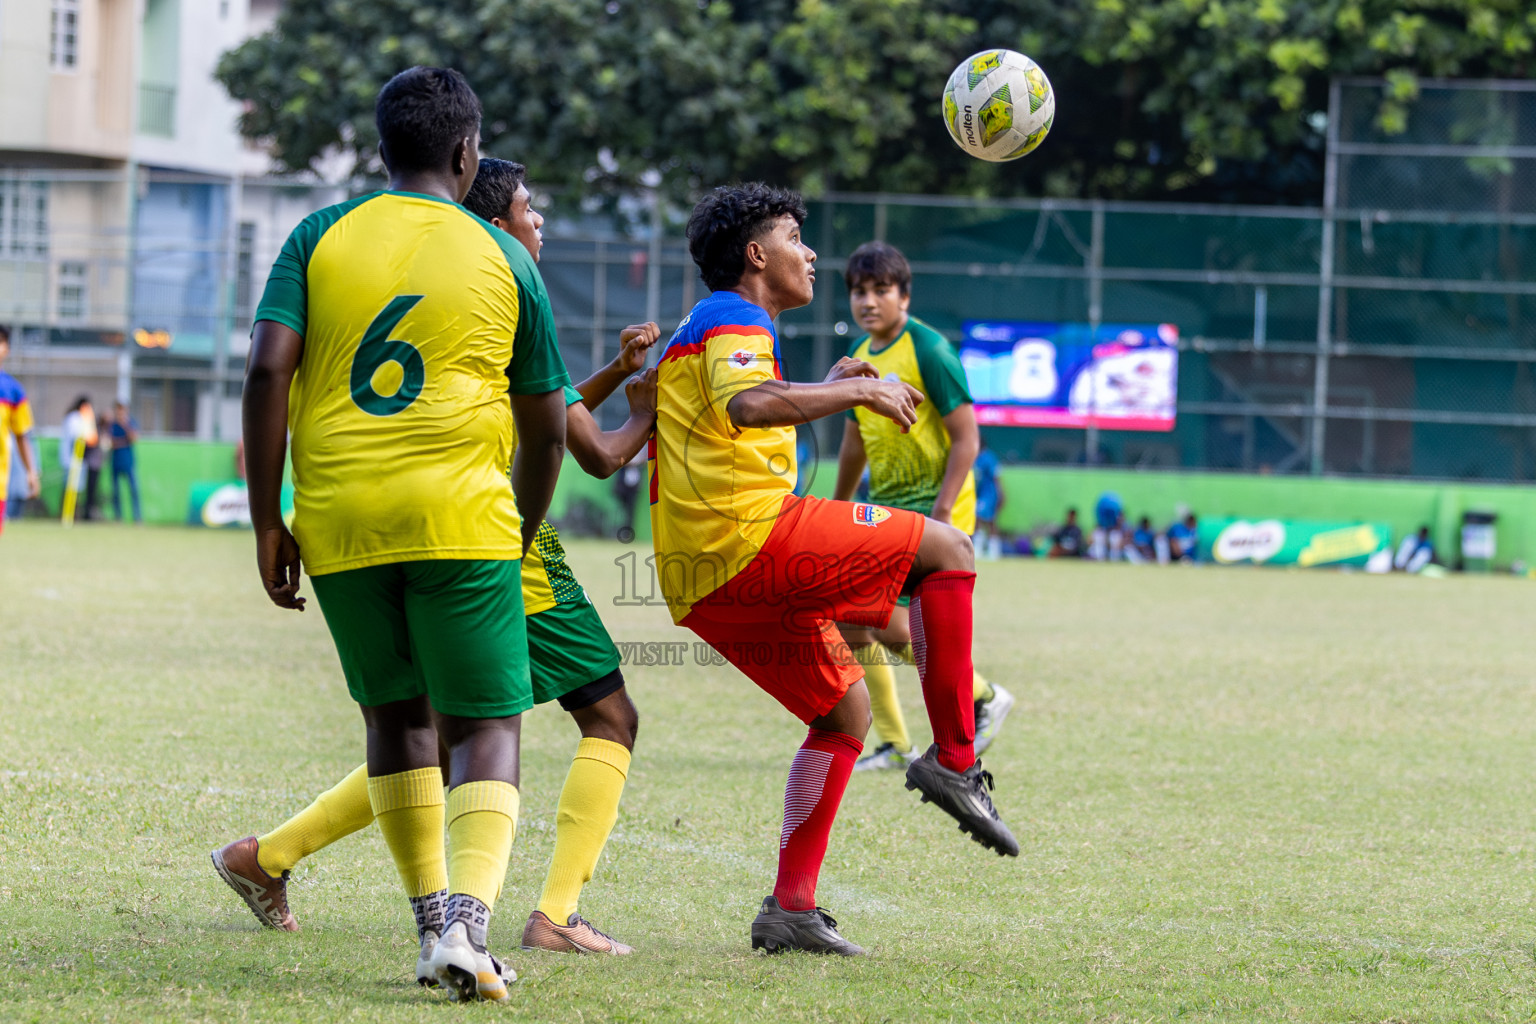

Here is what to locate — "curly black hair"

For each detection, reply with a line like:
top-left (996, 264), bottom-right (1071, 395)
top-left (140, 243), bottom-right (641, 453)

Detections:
top-left (686, 183), bottom-right (807, 292)
top-left (374, 66), bottom-right (482, 175)
top-left (462, 158), bottom-right (528, 223)
top-left (844, 240), bottom-right (912, 296)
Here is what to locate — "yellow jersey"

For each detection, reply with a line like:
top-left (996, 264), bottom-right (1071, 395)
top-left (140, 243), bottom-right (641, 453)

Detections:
top-left (650, 291), bottom-right (794, 622)
top-left (254, 190), bottom-right (569, 576)
top-left (848, 316), bottom-right (976, 534)
top-left (0, 371), bottom-right (34, 485)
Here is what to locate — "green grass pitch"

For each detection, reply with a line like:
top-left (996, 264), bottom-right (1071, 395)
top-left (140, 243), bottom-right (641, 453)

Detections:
top-left (4, 521), bottom-right (1536, 1022)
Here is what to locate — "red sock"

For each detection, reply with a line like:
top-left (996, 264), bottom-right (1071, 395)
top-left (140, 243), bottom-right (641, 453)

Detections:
top-left (911, 570), bottom-right (977, 773)
top-left (773, 728), bottom-right (863, 912)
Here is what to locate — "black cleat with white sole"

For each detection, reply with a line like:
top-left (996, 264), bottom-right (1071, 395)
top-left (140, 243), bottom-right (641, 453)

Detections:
top-left (904, 744), bottom-right (1020, 857)
top-left (750, 896), bottom-right (865, 956)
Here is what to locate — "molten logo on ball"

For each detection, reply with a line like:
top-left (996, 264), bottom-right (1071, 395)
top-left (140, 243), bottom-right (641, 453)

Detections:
top-left (943, 48), bottom-right (1055, 163)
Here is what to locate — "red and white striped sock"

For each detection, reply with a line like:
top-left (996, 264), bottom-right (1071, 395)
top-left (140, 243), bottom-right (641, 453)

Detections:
top-left (772, 728), bottom-right (863, 912)
top-left (911, 570), bottom-right (978, 773)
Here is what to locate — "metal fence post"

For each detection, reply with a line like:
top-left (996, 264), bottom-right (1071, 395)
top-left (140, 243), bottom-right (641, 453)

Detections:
top-left (813, 197), bottom-right (835, 453)
top-left (1086, 201), bottom-right (1105, 462)
top-left (211, 171), bottom-right (242, 441)
top-left (645, 188), bottom-right (661, 329)
top-left (118, 161), bottom-right (140, 408)
top-left (1311, 78), bottom-right (1342, 476)
top-left (590, 239), bottom-right (607, 378)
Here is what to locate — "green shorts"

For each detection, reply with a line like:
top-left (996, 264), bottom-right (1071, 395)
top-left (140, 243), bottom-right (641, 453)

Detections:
top-left (528, 598), bottom-right (623, 707)
top-left (310, 559), bottom-right (531, 718)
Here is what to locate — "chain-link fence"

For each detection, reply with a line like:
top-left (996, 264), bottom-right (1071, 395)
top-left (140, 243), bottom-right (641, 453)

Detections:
top-left (5, 77), bottom-right (1533, 480)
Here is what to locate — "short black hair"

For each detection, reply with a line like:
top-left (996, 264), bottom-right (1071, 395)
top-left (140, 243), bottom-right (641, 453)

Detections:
top-left (0, 324), bottom-right (9, 344)
top-left (686, 183), bottom-right (807, 292)
top-left (844, 240), bottom-right (912, 296)
top-left (71, 394), bottom-right (91, 412)
top-left (462, 158), bottom-right (528, 223)
top-left (375, 66), bottom-right (482, 175)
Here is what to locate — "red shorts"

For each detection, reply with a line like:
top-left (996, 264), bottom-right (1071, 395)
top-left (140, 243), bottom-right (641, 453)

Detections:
top-left (681, 494), bottom-right (926, 723)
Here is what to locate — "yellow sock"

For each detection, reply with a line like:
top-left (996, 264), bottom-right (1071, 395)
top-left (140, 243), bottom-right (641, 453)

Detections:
top-left (856, 645), bottom-right (910, 751)
top-left (537, 738), bottom-right (630, 924)
top-left (368, 768), bottom-right (448, 898)
top-left (257, 763), bottom-right (374, 877)
top-left (446, 780), bottom-right (519, 908)
top-left (973, 670), bottom-right (996, 703)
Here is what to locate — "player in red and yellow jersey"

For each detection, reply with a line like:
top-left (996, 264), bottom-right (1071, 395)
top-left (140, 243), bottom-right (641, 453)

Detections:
top-left (834, 242), bottom-right (1014, 772)
top-left (651, 184), bottom-right (1020, 957)
top-left (0, 326), bottom-right (41, 535)
top-left (239, 68), bottom-right (567, 1001)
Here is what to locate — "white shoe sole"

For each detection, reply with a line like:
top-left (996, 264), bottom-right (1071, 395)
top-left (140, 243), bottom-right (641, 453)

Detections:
top-left (974, 686), bottom-right (1016, 755)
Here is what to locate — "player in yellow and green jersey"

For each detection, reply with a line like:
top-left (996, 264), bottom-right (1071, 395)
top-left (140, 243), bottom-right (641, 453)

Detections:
top-left (216, 157), bottom-right (659, 963)
top-left (833, 242), bottom-right (1014, 772)
top-left (235, 68), bottom-right (570, 1002)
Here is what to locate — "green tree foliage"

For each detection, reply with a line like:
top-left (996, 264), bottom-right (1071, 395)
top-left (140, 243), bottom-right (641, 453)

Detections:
top-left (216, 0), bottom-right (1534, 203)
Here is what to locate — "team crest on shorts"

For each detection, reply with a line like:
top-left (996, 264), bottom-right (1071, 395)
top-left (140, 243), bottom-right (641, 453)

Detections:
top-left (852, 503), bottom-right (890, 527)
top-left (729, 349), bottom-right (756, 368)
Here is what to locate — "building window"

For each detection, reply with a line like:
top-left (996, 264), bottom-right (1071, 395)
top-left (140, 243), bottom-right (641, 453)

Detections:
top-left (0, 178), bottom-right (49, 258)
top-left (57, 261), bottom-right (88, 321)
top-left (50, 0), bottom-right (79, 70)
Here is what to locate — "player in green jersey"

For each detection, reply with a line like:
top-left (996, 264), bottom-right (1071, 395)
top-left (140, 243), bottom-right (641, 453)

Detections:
top-left (229, 69), bottom-right (654, 1000)
top-left (833, 242), bottom-right (1015, 771)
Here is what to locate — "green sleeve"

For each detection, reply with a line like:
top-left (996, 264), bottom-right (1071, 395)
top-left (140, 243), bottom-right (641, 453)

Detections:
top-left (910, 319), bottom-right (972, 417)
top-left (507, 267), bottom-right (572, 394)
top-left (475, 220), bottom-right (572, 395)
top-left (563, 384), bottom-right (583, 407)
top-left (252, 192), bottom-right (377, 337)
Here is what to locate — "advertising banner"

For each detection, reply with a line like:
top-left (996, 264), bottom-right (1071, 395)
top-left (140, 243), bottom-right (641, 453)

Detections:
top-left (1202, 517), bottom-right (1391, 568)
top-left (959, 321), bottom-right (1179, 431)
top-left (187, 481), bottom-right (294, 528)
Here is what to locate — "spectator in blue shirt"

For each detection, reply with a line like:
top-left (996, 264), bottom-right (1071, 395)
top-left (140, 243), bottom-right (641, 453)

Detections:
top-left (1090, 491), bottom-right (1125, 560)
top-left (1049, 507), bottom-right (1083, 558)
top-left (1167, 512), bottom-right (1199, 562)
top-left (973, 439), bottom-right (1004, 559)
top-left (1393, 526), bottom-right (1434, 573)
top-left (110, 401), bottom-right (141, 523)
top-left (1128, 516), bottom-right (1157, 563)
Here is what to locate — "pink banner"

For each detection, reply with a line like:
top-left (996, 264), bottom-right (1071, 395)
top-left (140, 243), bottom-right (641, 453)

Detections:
top-left (974, 405), bottom-right (1175, 432)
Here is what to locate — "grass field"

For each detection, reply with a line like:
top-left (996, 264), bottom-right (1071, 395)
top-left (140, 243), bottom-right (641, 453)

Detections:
top-left (5, 521), bottom-right (1536, 1022)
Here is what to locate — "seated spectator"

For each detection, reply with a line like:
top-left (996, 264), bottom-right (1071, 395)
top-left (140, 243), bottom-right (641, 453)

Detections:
top-left (1126, 516), bottom-right (1157, 564)
top-left (1167, 512), bottom-right (1200, 562)
top-left (1049, 507), bottom-right (1084, 557)
top-left (1394, 526), bottom-right (1434, 574)
top-left (1089, 491), bottom-right (1124, 561)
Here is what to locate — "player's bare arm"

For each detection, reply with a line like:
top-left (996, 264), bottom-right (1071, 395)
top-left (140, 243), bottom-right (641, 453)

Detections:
top-left (575, 322), bottom-right (661, 408)
top-left (931, 403), bottom-right (980, 526)
top-left (509, 388), bottom-right (567, 552)
top-left (727, 375), bottom-right (922, 432)
top-left (243, 319), bottom-right (306, 611)
top-left (833, 418), bottom-right (867, 501)
top-left (568, 368), bottom-right (657, 479)
top-left (12, 427), bottom-right (39, 498)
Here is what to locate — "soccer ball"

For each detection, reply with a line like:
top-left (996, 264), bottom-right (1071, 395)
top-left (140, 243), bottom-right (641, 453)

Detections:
top-left (942, 49), bottom-right (1055, 163)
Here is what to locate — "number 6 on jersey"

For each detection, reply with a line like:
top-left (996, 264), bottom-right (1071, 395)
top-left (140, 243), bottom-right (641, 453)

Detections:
top-left (351, 294), bottom-right (425, 416)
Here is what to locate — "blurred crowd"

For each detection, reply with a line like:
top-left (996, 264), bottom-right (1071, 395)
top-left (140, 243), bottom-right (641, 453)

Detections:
top-left (1039, 492), bottom-right (1200, 565)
